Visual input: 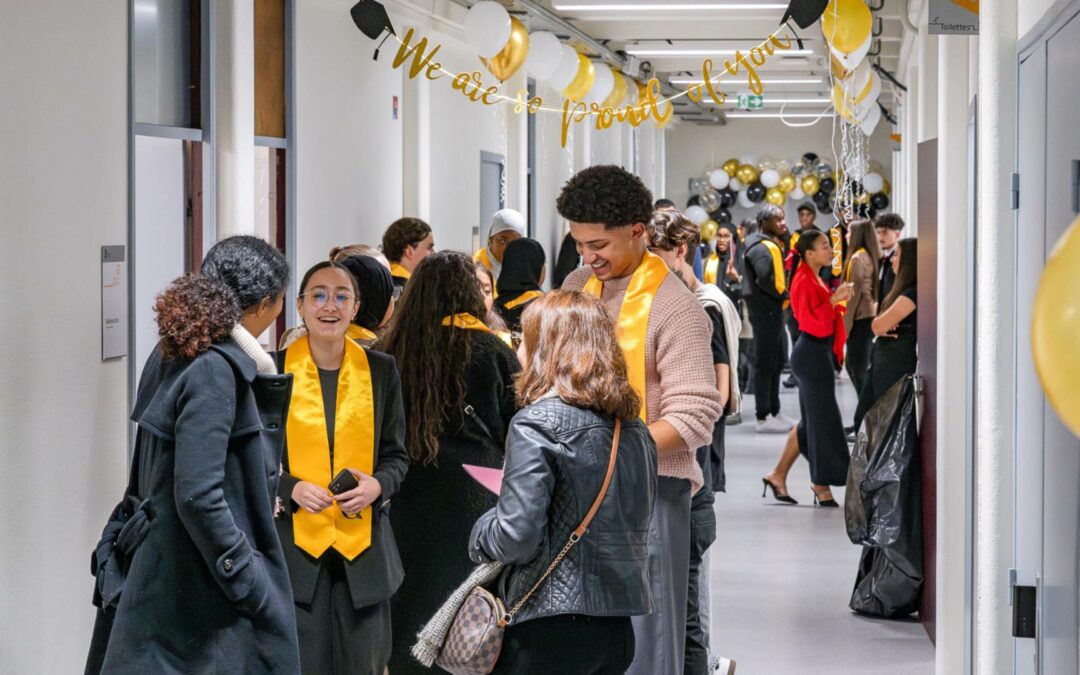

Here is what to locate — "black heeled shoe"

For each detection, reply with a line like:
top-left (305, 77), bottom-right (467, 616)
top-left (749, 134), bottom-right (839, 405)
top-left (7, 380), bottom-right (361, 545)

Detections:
top-left (761, 477), bottom-right (798, 504)
top-left (811, 486), bottom-right (839, 508)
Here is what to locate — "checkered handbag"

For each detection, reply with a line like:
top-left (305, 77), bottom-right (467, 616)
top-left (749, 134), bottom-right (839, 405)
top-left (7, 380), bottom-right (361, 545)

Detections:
top-left (434, 419), bottom-right (622, 675)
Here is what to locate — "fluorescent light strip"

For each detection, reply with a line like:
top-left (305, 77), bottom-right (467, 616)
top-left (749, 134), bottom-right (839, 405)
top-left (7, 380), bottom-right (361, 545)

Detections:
top-left (726, 112), bottom-right (835, 118)
top-left (668, 77), bottom-right (824, 85)
top-left (761, 98), bottom-right (830, 103)
top-left (628, 48), bottom-right (814, 56)
top-left (553, 3), bottom-right (788, 10)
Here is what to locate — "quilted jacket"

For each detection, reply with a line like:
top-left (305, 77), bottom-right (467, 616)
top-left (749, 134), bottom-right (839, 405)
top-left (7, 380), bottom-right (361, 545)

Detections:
top-left (468, 397), bottom-right (658, 624)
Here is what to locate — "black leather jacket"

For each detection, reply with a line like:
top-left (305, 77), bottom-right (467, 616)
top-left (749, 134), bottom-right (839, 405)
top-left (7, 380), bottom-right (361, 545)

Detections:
top-left (469, 397), bottom-right (657, 624)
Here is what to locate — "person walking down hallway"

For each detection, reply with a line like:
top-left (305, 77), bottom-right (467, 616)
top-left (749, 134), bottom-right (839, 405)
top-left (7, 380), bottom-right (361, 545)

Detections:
top-left (842, 220), bottom-right (881, 399)
top-left (86, 236), bottom-right (299, 674)
top-left (494, 238), bottom-right (547, 333)
top-left (381, 252), bottom-right (520, 674)
top-left (763, 230), bottom-right (853, 507)
top-left (474, 208), bottom-right (527, 288)
top-left (559, 165), bottom-right (723, 675)
top-left (743, 204), bottom-right (792, 434)
top-left (382, 217), bottom-right (435, 294)
top-left (470, 291), bottom-right (658, 674)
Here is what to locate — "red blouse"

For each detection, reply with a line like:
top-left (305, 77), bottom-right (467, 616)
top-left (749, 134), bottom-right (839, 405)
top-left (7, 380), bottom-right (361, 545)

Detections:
top-left (791, 263), bottom-right (847, 366)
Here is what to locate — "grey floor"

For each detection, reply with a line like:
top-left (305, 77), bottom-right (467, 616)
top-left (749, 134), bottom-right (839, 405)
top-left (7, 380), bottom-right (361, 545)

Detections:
top-left (708, 374), bottom-right (935, 675)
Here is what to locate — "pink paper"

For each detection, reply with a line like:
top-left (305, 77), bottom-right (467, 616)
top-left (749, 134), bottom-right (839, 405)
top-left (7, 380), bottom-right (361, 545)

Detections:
top-left (463, 464), bottom-right (503, 496)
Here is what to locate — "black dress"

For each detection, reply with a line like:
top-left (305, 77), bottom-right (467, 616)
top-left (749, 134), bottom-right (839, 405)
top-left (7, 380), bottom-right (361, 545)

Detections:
top-left (854, 287), bottom-right (918, 430)
top-left (793, 334), bottom-right (850, 486)
top-left (388, 332), bottom-right (521, 674)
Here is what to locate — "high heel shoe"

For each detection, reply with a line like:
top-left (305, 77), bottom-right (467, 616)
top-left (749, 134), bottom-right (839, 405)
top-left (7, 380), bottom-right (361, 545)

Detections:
top-left (761, 477), bottom-right (798, 504)
top-left (811, 486), bottom-right (839, 508)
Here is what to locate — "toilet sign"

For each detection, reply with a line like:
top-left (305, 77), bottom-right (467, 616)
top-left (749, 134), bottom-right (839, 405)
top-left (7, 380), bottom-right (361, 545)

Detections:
top-left (101, 245), bottom-right (127, 361)
top-left (929, 0), bottom-right (978, 35)
top-left (737, 93), bottom-right (763, 111)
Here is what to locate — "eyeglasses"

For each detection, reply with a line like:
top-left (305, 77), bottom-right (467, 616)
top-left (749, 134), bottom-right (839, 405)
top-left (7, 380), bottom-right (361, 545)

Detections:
top-left (300, 290), bottom-right (356, 309)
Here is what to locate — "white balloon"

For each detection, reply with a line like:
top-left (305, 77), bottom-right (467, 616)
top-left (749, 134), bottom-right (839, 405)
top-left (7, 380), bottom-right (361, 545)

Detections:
top-left (729, 177), bottom-right (744, 192)
top-left (737, 189), bottom-right (755, 209)
top-left (709, 169), bottom-right (730, 190)
top-left (788, 187), bottom-right (806, 200)
top-left (831, 31), bottom-right (872, 72)
top-left (739, 154), bottom-right (758, 167)
top-left (860, 103), bottom-right (882, 136)
top-left (863, 172), bottom-right (884, 194)
top-left (548, 44), bottom-right (581, 90)
top-left (587, 61), bottom-right (615, 105)
top-left (464, 2), bottom-right (511, 59)
top-left (760, 169), bottom-right (781, 189)
top-left (525, 32), bottom-right (563, 80)
top-left (685, 205), bottom-right (710, 226)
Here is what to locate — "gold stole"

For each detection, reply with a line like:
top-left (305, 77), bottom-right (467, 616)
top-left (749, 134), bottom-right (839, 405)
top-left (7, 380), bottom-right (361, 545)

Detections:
top-left (389, 262), bottom-right (411, 281)
top-left (704, 253), bottom-right (720, 285)
top-left (346, 324), bottom-right (378, 342)
top-left (473, 249), bottom-right (499, 298)
top-left (502, 290), bottom-right (543, 310)
top-left (441, 313), bottom-right (492, 332)
top-left (583, 251), bottom-right (668, 422)
top-left (830, 227), bottom-right (844, 277)
top-left (285, 336), bottom-right (375, 560)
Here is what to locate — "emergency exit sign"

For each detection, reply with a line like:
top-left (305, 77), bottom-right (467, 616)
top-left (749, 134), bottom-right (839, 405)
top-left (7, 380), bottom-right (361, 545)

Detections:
top-left (737, 94), bottom-right (763, 111)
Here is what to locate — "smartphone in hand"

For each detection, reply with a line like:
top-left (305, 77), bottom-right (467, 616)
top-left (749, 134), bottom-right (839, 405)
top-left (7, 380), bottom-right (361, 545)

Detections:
top-left (328, 468), bottom-right (359, 495)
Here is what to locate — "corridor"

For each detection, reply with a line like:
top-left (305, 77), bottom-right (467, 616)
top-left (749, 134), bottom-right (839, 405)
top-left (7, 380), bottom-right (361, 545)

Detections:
top-left (712, 382), bottom-right (935, 674)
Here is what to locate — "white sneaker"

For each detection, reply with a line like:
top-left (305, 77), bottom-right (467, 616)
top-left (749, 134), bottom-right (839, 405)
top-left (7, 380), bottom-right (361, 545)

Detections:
top-left (756, 416), bottom-right (791, 434)
top-left (779, 413), bottom-right (800, 427)
top-left (717, 656), bottom-right (737, 674)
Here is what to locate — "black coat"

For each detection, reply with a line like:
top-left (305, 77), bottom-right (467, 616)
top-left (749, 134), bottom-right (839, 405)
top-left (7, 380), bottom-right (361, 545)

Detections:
top-left (388, 332), bottom-right (520, 674)
top-left (86, 339), bottom-right (301, 674)
top-left (742, 232), bottom-right (788, 311)
top-left (272, 348), bottom-right (409, 610)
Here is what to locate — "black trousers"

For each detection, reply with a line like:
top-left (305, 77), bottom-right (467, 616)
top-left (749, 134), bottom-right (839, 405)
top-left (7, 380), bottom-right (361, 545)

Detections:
top-left (845, 318), bottom-right (874, 400)
top-left (492, 614), bottom-right (635, 674)
top-left (784, 306), bottom-right (800, 370)
top-left (853, 331), bottom-right (918, 431)
top-left (685, 487), bottom-right (717, 675)
top-left (295, 551), bottom-right (391, 675)
top-left (739, 337), bottom-right (754, 394)
top-left (748, 304), bottom-right (785, 420)
top-left (793, 333), bottom-right (849, 486)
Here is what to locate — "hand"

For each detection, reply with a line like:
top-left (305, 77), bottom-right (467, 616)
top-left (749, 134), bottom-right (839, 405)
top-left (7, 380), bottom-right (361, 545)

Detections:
top-left (831, 283), bottom-right (854, 305)
top-left (873, 324), bottom-right (900, 339)
top-left (335, 470), bottom-right (383, 516)
top-left (725, 259), bottom-right (740, 282)
top-left (293, 481), bottom-right (333, 514)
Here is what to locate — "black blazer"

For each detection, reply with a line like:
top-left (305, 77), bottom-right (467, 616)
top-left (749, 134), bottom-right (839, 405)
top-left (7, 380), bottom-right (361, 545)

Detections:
top-left (87, 339), bottom-right (300, 674)
top-left (273, 347), bottom-right (409, 610)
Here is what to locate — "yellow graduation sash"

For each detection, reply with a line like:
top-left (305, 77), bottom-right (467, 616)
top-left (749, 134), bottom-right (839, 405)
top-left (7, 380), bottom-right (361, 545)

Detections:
top-left (285, 336), bottom-right (375, 560)
top-left (830, 227), bottom-right (844, 277)
top-left (473, 248), bottom-right (499, 298)
top-left (704, 252), bottom-right (720, 285)
top-left (441, 313), bottom-right (492, 332)
top-left (346, 324), bottom-right (378, 342)
top-left (583, 251), bottom-right (668, 422)
top-left (389, 262), bottom-right (411, 281)
top-left (502, 290), bottom-right (543, 310)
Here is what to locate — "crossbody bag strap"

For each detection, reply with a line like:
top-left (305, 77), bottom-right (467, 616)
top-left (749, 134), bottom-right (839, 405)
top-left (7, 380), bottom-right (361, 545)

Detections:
top-left (501, 418), bottom-right (621, 625)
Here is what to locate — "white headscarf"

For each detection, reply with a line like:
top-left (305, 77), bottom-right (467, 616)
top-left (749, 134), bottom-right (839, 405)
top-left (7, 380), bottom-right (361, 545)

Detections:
top-left (486, 209), bottom-right (528, 279)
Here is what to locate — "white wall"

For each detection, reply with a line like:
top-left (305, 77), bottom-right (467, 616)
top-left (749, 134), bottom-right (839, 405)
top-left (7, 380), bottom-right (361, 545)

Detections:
top-left (1019, 0), bottom-right (1060, 37)
top-left (0, 2), bottom-right (130, 672)
top-left (665, 118), bottom-right (895, 228)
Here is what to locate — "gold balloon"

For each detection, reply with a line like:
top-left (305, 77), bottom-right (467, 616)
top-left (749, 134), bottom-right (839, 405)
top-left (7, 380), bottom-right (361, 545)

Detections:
top-left (723, 159), bottom-right (740, 176)
top-left (700, 219), bottom-right (719, 243)
top-left (801, 175), bottom-right (821, 196)
top-left (855, 191), bottom-right (870, 205)
top-left (1032, 216), bottom-right (1080, 436)
top-left (562, 51), bottom-right (596, 101)
top-left (736, 164), bottom-right (759, 185)
top-left (480, 17), bottom-right (529, 83)
top-left (779, 174), bottom-right (798, 193)
top-left (821, 0), bottom-right (873, 55)
top-left (602, 69), bottom-right (628, 109)
top-left (831, 53), bottom-right (851, 80)
top-left (766, 187), bottom-right (786, 206)
top-left (882, 179), bottom-right (892, 195)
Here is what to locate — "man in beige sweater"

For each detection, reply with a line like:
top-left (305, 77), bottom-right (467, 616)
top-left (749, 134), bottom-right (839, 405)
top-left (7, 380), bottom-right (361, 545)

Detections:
top-left (557, 166), bottom-right (723, 675)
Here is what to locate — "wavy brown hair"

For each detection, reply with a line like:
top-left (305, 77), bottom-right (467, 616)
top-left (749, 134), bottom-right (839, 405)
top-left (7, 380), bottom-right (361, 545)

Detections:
top-left (381, 251), bottom-right (490, 465)
top-left (846, 219), bottom-right (881, 297)
top-left (515, 291), bottom-right (640, 419)
top-left (155, 274), bottom-right (241, 360)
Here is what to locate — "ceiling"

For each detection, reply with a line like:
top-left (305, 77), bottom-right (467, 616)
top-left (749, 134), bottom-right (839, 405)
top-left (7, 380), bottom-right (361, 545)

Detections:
top-left (493, 0), bottom-right (909, 124)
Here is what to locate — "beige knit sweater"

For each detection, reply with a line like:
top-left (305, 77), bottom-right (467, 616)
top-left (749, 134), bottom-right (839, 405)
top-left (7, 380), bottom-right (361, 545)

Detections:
top-left (563, 265), bottom-right (723, 491)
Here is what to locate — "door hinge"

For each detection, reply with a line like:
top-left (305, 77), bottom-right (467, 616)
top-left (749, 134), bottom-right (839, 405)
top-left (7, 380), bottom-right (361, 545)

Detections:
top-left (1012, 584), bottom-right (1037, 638)
top-left (1011, 173), bottom-right (1020, 211)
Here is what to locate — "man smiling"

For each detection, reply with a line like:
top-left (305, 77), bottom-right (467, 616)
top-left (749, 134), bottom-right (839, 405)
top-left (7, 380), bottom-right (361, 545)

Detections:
top-left (559, 165), bottom-right (723, 675)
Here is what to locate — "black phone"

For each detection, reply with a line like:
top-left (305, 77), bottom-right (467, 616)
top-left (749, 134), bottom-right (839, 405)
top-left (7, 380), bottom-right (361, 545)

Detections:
top-left (328, 468), bottom-right (359, 495)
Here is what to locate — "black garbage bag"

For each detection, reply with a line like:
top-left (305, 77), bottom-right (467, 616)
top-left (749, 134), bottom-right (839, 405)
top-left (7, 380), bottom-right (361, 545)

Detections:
top-left (844, 376), bottom-right (923, 618)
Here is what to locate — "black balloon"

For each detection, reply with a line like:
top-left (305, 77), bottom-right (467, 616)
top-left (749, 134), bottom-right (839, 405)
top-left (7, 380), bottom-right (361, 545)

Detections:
top-left (687, 195), bottom-right (701, 208)
top-left (719, 188), bottom-right (737, 208)
top-left (868, 207), bottom-right (879, 219)
top-left (871, 192), bottom-right (891, 210)
top-left (813, 190), bottom-right (830, 209)
top-left (849, 180), bottom-right (864, 196)
top-left (802, 152), bottom-right (819, 166)
top-left (747, 182), bottom-right (766, 203)
top-left (819, 177), bottom-right (836, 193)
top-left (817, 198), bottom-right (833, 214)
top-left (714, 208), bottom-right (732, 225)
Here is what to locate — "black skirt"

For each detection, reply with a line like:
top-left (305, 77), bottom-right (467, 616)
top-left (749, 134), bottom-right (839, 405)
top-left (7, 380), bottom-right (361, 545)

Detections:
top-left (792, 333), bottom-right (850, 486)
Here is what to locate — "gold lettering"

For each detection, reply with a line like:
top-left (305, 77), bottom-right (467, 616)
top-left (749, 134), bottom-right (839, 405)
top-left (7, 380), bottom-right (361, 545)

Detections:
top-left (481, 84), bottom-right (500, 105)
top-left (645, 78), bottom-right (673, 127)
top-left (770, 32), bottom-right (793, 51)
top-left (701, 60), bottom-right (727, 106)
top-left (686, 84), bottom-right (704, 102)
top-left (392, 29), bottom-right (444, 80)
top-left (750, 47), bottom-right (766, 66)
top-left (561, 100), bottom-right (588, 147)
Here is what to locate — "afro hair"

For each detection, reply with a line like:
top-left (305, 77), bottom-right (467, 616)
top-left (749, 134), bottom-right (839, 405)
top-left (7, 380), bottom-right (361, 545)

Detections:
top-left (556, 165), bottom-right (653, 229)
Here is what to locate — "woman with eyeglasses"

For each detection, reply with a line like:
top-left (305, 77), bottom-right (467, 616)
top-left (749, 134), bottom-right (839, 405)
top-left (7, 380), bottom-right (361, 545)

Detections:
top-left (272, 261), bottom-right (409, 675)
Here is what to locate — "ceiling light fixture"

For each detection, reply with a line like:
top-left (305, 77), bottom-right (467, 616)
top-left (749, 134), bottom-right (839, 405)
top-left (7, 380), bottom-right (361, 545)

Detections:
top-left (667, 77), bottom-right (824, 85)
top-left (725, 111), bottom-right (835, 118)
top-left (627, 47), bottom-right (814, 56)
top-left (553, 3), bottom-right (788, 10)
top-left (761, 97), bottom-right (830, 103)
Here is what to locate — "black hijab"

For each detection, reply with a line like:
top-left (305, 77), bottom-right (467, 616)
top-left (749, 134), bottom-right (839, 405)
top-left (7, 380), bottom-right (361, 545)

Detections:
top-left (495, 238), bottom-right (546, 302)
top-left (339, 254), bottom-right (394, 330)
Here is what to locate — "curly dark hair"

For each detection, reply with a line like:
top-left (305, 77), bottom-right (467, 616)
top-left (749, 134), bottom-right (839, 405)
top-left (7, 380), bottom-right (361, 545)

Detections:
top-left (381, 217), bottom-right (432, 262)
top-left (555, 165), bottom-right (653, 229)
top-left (200, 235), bottom-right (290, 311)
top-left (646, 209), bottom-right (700, 265)
top-left (875, 213), bottom-right (905, 232)
top-left (155, 274), bottom-right (241, 360)
top-left (380, 251), bottom-right (490, 465)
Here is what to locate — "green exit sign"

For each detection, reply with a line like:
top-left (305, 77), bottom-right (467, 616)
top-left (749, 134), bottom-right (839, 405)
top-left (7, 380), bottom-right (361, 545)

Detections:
top-left (737, 94), bottom-right (763, 111)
